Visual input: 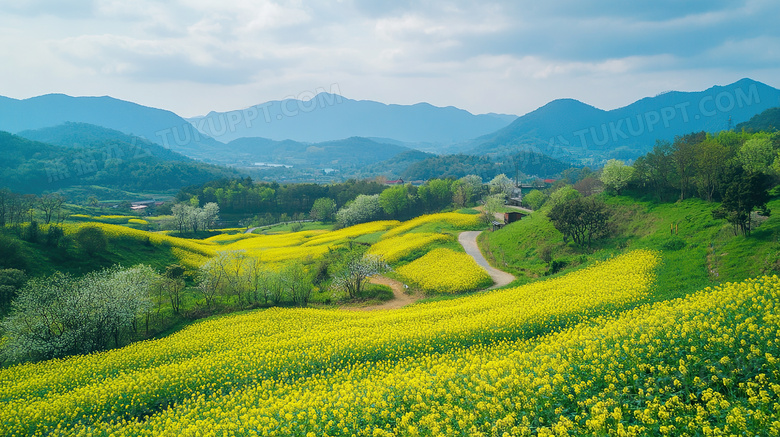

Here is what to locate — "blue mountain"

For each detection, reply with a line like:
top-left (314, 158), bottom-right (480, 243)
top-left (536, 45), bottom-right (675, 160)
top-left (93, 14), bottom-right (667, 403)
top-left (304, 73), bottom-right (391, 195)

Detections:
top-left (463, 78), bottom-right (780, 164)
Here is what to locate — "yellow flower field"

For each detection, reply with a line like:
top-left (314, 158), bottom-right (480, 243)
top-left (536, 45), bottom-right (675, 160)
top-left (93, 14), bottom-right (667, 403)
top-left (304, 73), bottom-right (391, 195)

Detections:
top-left (396, 247), bottom-right (493, 293)
top-left (367, 232), bottom-right (453, 263)
top-left (0, 250), bottom-right (668, 436)
top-left (381, 212), bottom-right (482, 240)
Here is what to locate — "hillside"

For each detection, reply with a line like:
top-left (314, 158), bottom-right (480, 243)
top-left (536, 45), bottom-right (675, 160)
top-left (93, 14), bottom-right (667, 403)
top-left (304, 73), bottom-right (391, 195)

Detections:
top-left (736, 106), bottom-right (780, 132)
top-left (481, 197), bottom-right (780, 300)
top-left (462, 78), bottom-right (780, 164)
top-left (1, 222), bottom-right (777, 434)
top-left (18, 122), bottom-right (192, 163)
top-left (189, 93), bottom-right (517, 145)
top-left (0, 131), bottom-right (238, 193)
top-left (0, 94), bottom-right (224, 158)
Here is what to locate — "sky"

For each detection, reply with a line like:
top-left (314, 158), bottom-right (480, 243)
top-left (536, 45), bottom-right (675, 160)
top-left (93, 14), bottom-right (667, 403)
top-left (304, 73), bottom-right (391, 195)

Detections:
top-left (1, 0), bottom-right (779, 118)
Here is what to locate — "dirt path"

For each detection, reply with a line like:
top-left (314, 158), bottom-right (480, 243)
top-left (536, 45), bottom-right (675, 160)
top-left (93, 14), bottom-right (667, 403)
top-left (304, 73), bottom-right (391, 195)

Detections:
top-left (458, 231), bottom-right (516, 289)
top-left (342, 276), bottom-right (421, 311)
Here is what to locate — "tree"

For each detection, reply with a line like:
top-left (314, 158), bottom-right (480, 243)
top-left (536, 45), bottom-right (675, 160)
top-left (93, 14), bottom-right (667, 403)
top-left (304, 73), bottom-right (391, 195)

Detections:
top-left (738, 135), bottom-right (776, 174)
top-left (452, 175), bottom-right (483, 207)
top-left (600, 159), bottom-right (635, 195)
top-left (379, 185), bottom-right (410, 217)
top-left (522, 190), bottom-right (546, 210)
top-left (202, 202), bottom-right (220, 230)
top-left (37, 193), bottom-right (66, 224)
top-left (489, 174), bottom-right (514, 198)
top-left (712, 167), bottom-right (771, 236)
top-left (0, 268), bottom-right (26, 315)
top-left (694, 139), bottom-right (730, 202)
top-left (75, 226), bottom-right (107, 257)
top-left (548, 197), bottom-right (610, 247)
top-left (481, 194), bottom-right (505, 223)
top-left (309, 197), bottom-right (336, 222)
top-left (547, 185), bottom-right (581, 209)
top-left (633, 141), bottom-right (674, 201)
top-left (672, 132), bottom-right (704, 200)
top-left (283, 261), bottom-right (314, 307)
top-left (1, 265), bottom-right (159, 362)
top-left (162, 264), bottom-right (186, 314)
top-left (331, 252), bottom-right (389, 300)
top-left (417, 179), bottom-right (453, 212)
top-left (336, 194), bottom-right (383, 227)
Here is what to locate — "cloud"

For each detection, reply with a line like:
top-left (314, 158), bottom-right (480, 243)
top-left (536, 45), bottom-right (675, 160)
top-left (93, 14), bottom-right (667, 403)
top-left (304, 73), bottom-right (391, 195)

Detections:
top-left (1, 0), bottom-right (779, 117)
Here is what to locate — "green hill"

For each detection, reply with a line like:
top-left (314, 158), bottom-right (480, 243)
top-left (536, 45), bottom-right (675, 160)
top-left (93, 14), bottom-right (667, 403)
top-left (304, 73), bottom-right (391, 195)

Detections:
top-left (0, 131), bottom-right (239, 193)
top-left (480, 196), bottom-right (780, 301)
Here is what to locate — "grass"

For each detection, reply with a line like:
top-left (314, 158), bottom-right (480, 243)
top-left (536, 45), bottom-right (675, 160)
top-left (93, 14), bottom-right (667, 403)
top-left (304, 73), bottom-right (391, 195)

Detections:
top-left (479, 196), bottom-right (780, 302)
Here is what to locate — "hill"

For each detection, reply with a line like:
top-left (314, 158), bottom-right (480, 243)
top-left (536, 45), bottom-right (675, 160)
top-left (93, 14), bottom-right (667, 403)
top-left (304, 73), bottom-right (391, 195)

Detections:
top-left (0, 131), bottom-right (238, 193)
top-left (736, 106), bottom-right (780, 132)
top-left (17, 122), bottom-right (192, 163)
top-left (0, 94), bottom-right (223, 158)
top-left (188, 93), bottom-right (517, 145)
top-left (462, 78), bottom-right (780, 164)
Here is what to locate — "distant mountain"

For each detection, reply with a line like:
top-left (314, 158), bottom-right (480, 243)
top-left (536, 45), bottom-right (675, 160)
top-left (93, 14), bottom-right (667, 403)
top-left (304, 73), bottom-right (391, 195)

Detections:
top-left (0, 94), bottom-right (222, 158)
top-left (222, 136), bottom-right (412, 169)
top-left (0, 131), bottom-right (238, 194)
top-left (188, 93), bottom-right (517, 145)
top-left (736, 106), bottom-right (780, 132)
top-left (462, 78), bottom-right (780, 165)
top-left (17, 122), bottom-right (192, 163)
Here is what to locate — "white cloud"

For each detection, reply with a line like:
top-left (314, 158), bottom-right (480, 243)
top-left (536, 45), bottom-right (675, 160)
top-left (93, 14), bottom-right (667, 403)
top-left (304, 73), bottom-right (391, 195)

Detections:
top-left (0, 0), bottom-right (778, 118)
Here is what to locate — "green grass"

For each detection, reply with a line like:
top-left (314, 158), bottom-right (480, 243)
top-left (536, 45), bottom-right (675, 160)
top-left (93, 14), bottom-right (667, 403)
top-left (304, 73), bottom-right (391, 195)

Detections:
top-left (480, 196), bottom-right (780, 302)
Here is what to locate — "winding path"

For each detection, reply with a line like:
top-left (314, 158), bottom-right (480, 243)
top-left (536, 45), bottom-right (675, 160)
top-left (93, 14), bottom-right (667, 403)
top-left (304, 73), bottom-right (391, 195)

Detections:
top-left (458, 231), bottom-right (516, 289)
top-left (340, 276), bottom-right (421, 311)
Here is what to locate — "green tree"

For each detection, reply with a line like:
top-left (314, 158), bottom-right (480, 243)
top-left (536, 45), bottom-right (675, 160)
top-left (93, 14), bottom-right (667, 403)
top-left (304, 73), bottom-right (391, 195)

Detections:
top-left (547, 185), bottom-right (581, 209)
top-left (738, 135), bottom-right (776, 174)
top-left (713, 168), bottom-right (771, 236)
top-left (309, 197), bottom-right (337, 222)
top-left (75, 226), bottom-right (107, 257)
top-left (548, 197), bottom-right (610, 247)
top-left (523, 190), bottom-right (547, 210)
top-left (600, 159), bottom-right (635, 195)
top-left (379, 185), bottom-right (410, 217)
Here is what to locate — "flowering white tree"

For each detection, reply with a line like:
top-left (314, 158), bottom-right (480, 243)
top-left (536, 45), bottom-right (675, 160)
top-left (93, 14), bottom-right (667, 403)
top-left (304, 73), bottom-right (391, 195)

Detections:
top-left (1, 265), bottom-right (159, 363)
top-left (331, 253), bottom-right (389, 299)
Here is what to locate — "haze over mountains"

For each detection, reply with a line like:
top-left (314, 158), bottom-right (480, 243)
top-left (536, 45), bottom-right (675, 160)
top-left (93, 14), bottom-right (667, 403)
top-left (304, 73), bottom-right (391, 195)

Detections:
top-left (1, 78), bottom-right (779, 172)
top-left (187, 93), bottom-right (517, 147)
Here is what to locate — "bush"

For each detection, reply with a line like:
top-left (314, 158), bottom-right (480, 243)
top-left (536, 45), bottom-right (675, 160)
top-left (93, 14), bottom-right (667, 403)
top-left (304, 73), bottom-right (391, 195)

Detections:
top-left (75, 226), bottom-right (108, 257)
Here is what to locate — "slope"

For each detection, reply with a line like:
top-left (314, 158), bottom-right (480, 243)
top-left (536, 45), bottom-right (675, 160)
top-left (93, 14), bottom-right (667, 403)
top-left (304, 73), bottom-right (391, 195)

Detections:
top-left (18, 122), bottom-right (192, 163)
top-left (465, 78), bottom-right (780, 164)
top-left (0, 94), bottom-right (223, 158)
top-left (0, 131), bottom-right (238, 193)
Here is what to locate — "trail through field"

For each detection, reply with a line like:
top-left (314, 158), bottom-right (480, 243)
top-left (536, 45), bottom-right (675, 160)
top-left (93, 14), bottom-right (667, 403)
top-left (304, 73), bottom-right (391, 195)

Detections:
top-left (458, 231), bottom-right (516, 289)
top-left (342, 276), bottom-right (421, 311)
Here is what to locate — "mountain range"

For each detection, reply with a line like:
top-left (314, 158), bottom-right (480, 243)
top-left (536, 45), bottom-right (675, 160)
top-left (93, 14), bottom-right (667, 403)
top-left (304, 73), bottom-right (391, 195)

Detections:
top-left (187, 93), bottom-right (517, 147)
top-left (1, 78), bottom-right (779, 171)
top-left (460, 78), bottom-right (780, 164)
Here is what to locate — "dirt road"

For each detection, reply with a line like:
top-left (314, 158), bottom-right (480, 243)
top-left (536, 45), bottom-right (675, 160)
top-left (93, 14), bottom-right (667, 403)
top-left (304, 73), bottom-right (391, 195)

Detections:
top-left (458, 231), bottom-right (516, 289)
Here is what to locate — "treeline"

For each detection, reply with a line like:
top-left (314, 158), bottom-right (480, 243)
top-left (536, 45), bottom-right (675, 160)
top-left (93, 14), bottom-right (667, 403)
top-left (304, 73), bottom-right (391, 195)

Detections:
top-left (401, 151), bottom-right (573, 181)
top-left (627, 131), bottom-right (779, 203)
top-left (177, 176), bottom-right (497, 225)
top-left (177, 178), bottom-right (386, 217)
